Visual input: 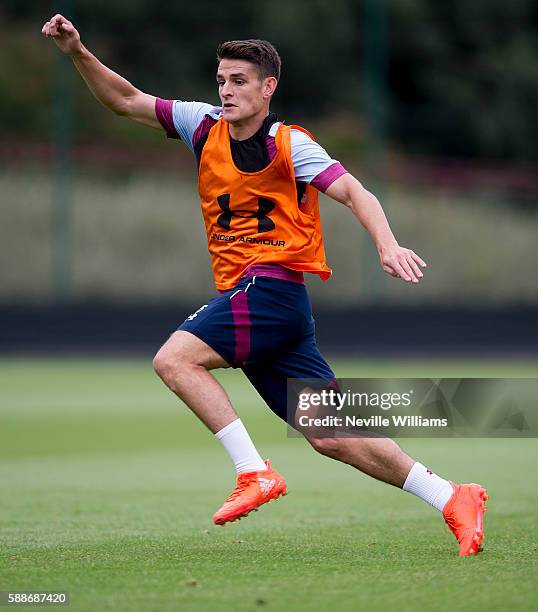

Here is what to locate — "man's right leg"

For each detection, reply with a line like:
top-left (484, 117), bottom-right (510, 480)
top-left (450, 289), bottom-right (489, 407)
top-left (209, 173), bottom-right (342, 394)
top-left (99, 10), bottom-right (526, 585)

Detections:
top-left (153, 309), bottom-right (286, 524)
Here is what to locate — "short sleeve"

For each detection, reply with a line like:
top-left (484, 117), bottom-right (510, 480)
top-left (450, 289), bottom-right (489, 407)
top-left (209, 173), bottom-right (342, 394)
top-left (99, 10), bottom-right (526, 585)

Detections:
top-left (290, 129), bottom-right (348, 192)
top-left (155, 99), bottom-right (221, 154)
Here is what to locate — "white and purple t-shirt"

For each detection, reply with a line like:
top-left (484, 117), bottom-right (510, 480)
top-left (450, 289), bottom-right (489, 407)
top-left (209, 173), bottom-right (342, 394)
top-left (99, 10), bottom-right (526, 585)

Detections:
top-left (155, 99), bottom-right (348, 193)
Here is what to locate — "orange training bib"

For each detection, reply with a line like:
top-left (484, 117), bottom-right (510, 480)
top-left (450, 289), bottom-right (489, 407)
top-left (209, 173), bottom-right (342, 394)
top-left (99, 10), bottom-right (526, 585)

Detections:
top-left (197, 118), bottom-right (332, 291)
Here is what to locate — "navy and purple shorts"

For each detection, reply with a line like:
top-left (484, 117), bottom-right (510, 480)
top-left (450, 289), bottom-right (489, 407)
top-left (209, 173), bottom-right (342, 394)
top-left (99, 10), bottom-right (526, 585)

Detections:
top-left (177, 264), bottom-right (336, 422)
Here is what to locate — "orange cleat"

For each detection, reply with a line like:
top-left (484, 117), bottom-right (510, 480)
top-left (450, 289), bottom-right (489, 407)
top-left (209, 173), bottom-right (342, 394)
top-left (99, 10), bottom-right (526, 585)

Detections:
top-left (213, 460), bottom-right (287, 526)
top-left (442, 482), bottom-right (488, 557)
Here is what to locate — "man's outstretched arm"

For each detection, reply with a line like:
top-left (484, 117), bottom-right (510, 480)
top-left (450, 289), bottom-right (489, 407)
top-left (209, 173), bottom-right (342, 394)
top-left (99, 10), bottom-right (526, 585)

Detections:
top-left (325, 172), bottom-right (427, 283)
top-left (41, 13), bottom-right (159, 129)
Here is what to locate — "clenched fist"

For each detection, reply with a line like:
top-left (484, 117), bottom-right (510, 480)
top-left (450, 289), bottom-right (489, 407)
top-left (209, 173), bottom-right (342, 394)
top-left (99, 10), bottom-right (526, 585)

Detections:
top-left (41, 14), bottom-right (81, 55)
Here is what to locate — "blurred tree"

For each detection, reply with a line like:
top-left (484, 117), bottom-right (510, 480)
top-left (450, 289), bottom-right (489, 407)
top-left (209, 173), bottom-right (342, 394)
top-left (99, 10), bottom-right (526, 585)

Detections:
top-left (390, 0), bottom-right (538, 162)
top-left (1, 0), bottom-right (537, 161)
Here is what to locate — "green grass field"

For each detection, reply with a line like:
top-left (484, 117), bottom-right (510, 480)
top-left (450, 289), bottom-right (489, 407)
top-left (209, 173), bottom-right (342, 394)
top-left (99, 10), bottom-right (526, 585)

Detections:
top-left (1, 358), bottom-right (538, 611)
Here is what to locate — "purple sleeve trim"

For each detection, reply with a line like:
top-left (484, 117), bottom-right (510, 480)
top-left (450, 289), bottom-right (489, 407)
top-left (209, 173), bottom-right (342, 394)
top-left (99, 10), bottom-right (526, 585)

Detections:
top-left (266, 136), bottom-right (277, 162)
top-left (311, 162), bottom-right (348, 192)
top-left (155, 98), bottom-right (180, 139)
top-left (192, 115), bottom-right (218, 150)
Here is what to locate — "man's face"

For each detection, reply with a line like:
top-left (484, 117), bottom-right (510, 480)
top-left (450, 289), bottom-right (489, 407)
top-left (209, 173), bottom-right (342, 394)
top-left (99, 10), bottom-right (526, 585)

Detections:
top-left (216, 58), bottom-right (273, 124)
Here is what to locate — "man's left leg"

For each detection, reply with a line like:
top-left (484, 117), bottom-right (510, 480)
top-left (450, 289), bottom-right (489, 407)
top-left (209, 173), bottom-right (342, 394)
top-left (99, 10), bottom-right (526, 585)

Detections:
top-left (244, 337), bottom-right (488, 557)
top-left (304, 434), bottom-right (487, 557)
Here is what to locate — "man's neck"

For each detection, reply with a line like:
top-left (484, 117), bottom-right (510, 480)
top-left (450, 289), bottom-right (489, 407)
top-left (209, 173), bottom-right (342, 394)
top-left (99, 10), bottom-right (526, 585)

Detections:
top-left (227, 109), bottom-right (271, 141)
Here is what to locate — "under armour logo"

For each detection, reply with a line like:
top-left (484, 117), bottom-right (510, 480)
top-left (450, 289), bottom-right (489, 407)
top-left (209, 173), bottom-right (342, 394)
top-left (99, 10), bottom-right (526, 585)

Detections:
top-left (216, 194), bottom-right (276, 233)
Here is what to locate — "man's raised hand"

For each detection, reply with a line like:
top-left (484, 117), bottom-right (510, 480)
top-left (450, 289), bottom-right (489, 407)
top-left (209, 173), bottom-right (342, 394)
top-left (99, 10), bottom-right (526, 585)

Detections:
top-left (41, 14), bottom-right (81, 55)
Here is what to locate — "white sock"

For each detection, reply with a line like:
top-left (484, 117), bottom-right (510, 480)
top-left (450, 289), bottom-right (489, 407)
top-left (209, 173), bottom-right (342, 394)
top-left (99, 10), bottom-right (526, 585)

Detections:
top-left (214, 418), bottom-right (267, 474)
top-left (402, 462), bottom-right (454, 512)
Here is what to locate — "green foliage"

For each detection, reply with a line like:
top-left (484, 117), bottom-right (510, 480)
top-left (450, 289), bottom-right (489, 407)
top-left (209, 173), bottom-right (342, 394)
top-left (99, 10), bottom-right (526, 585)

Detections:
top-left (0, 27), bottom-right (54, 138)
top-left (2, 1), bottom-right (537, 160)
top-left (390, 0), bottom-right (538, 161)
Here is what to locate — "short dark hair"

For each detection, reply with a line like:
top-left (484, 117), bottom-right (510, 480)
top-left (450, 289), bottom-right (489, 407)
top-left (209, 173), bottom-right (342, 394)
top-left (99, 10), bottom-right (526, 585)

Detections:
top-left (216, 39), bottom-right (281, 81)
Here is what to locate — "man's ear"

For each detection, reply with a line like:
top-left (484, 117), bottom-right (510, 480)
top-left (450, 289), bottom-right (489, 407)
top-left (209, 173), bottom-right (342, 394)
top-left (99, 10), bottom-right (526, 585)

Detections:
top-left (263, 76), bottom-right (278, 99)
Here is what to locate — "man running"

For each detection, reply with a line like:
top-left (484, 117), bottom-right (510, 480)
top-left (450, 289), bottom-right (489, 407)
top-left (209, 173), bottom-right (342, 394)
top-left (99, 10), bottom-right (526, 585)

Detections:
top-left (42, 14), bottom-right (487, 556)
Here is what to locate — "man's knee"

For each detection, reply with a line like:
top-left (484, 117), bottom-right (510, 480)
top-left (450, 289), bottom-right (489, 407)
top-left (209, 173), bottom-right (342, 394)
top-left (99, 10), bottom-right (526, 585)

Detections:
top-left (153, 347), bottom-right (183, 384)
top-left (153, 331), bottom-right (229, 385)
top-left (307, 436), bottom-right (345, 457)
top-left (153, 336), bottom-right (193, 383)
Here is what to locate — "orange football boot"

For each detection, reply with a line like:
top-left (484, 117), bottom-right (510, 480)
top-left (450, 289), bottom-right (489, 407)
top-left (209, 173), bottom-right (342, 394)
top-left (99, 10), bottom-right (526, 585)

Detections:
top-left (442, 482), bottom-right (488, 556)
top-left (213, 460), bottom-right (287, 525)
